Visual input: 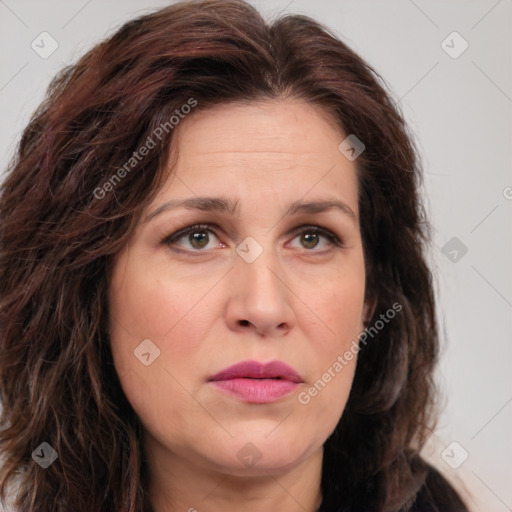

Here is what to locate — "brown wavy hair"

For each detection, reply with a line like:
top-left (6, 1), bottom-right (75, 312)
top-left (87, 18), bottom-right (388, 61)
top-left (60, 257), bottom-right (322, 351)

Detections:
top-left (0, 1), bottom-right (460, 510)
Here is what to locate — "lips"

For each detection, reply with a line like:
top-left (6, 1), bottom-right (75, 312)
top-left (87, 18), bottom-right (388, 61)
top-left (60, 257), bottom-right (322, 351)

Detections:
top-left (208, 360), bottom-right (303, 404)
top-left (208, 360), bottom-right (303, 383)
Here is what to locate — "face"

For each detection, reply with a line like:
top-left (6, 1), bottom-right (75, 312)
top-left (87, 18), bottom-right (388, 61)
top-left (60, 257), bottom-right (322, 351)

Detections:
top-left (108, 99), bottom-right (366, 477)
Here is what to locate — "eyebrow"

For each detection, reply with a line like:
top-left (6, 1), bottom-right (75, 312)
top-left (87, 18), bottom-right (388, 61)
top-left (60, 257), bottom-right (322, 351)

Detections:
top-left (144, 196), bottom-right (357, 224)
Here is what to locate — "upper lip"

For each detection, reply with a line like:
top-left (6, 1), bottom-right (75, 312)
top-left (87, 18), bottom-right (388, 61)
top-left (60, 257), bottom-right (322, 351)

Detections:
top-left (209, 360), bottom-right (303, 383)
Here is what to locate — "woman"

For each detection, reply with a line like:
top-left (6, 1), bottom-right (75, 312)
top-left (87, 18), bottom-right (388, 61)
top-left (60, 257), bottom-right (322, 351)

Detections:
top-left (0, 1), bottom-right (470, 511)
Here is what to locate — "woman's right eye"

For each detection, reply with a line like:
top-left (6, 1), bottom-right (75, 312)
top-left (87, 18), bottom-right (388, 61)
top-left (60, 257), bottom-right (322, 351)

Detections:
top-left (162, 224), bottom-right (224, 252)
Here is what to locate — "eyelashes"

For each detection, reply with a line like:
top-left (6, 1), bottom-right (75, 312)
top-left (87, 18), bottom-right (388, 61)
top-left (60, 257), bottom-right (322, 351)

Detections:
top-left (161, 223), bottom-right (345, 254)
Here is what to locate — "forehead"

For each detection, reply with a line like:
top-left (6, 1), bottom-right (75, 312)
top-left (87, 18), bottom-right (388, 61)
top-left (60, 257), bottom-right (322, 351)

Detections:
top-left (151, 99), bottom-right (359, 213)
top-left (175, 99), bottom-right (344, 157)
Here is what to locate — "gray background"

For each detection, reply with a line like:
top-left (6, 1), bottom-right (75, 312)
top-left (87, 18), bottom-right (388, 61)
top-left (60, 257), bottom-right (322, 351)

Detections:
top-left (0, 1), bottom-right (511, 511)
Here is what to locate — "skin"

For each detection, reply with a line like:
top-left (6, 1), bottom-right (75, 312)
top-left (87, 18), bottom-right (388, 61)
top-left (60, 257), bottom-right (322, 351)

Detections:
top-left (108, 98), bottom-right (367, 512)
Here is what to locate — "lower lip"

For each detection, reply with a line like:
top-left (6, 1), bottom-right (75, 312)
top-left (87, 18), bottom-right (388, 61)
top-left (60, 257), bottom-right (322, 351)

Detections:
top-left (209, 378), bottom-right (301, 403)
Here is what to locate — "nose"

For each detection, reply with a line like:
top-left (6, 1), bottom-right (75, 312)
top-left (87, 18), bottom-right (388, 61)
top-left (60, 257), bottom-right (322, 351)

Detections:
top-left (224, 249), bottom-right (296, 337)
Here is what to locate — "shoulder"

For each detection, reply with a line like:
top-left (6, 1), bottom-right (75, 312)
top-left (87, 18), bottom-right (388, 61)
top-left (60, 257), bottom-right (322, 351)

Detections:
top-left (319, 458), bottom-right (469, 512)
top-left (409, 462), bottom-right (469, 512)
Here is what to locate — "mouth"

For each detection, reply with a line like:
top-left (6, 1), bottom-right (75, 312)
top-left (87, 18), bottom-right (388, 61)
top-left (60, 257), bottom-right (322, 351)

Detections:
top-left (208, 360), bottom-right (303, 404)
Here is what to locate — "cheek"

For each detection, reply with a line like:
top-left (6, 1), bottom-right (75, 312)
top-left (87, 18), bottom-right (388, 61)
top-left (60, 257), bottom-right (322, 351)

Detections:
top-left (107, 250), bottom-right (216, 410)
top-left (298, 258), bottom-right (365, 352)
top-left (108, 248), bottom-right (217, 357)
top-left (296, 350), bottom-right (357, 449)
top-left (293, 257), bottom-right (365, 433)
top-left (107, 255), bottom-right (218, 441)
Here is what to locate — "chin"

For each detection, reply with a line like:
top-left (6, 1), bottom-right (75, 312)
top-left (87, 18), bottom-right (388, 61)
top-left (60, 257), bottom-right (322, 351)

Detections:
top-left (203, 429), bottom-right (318, 476)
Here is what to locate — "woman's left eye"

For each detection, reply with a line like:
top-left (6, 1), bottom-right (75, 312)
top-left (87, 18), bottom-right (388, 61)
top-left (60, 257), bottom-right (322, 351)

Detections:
top-left (287, 226), bottom-right (343, 251)
top-left (162, 224), bottom-right (343, 253)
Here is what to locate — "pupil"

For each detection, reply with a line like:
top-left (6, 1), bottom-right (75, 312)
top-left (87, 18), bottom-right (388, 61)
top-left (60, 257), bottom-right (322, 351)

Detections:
top-left (302, 233), bottom-right (318, 249)
top-left (190, 231), bottom-right (208, 248)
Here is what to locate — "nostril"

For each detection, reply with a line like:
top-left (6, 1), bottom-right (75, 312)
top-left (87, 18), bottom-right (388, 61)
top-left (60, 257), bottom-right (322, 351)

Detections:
top-left (239, 320), bottom-right (250, 327)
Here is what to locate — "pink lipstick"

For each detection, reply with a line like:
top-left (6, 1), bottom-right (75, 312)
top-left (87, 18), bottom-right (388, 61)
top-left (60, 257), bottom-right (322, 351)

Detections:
top-left (208, 360), bottom-right (303, 404)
